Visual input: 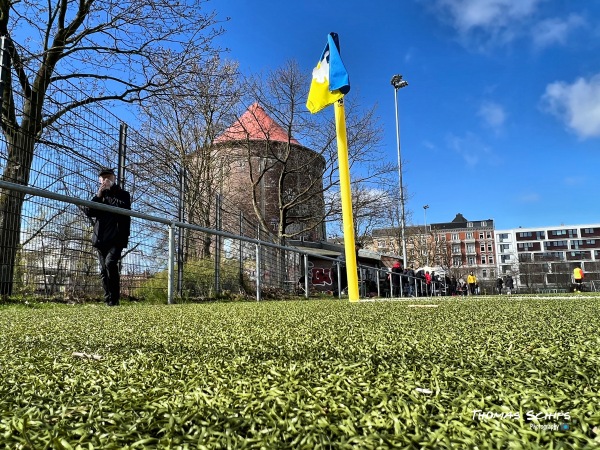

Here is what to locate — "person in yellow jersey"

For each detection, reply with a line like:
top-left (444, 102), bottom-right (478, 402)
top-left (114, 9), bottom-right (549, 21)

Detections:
top-left (467, 271), bottom-right (477, 295)
top-left (573, 265), bottom-right (584, 292)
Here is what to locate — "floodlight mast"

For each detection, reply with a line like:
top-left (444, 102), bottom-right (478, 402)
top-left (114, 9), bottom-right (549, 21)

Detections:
top-left (423, 204), bottom-right (430, 266)
top-left (391, 74), bottom-right (408, 268)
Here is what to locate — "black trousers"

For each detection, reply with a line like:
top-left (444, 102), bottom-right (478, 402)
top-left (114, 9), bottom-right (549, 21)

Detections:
top-left (96, 246), bottom-right (123, 305)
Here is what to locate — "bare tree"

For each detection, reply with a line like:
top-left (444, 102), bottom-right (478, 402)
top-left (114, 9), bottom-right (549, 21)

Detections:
top-left (327, 182), bottom-right (398, 245)
top-left (234, 60), bottom-right (391, 246)
top-left (136, 56), bottom-right (242, 258)
top-left (0, 0), bottom-right (226, 295)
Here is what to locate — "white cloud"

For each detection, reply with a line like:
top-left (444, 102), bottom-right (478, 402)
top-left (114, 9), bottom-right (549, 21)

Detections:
top-left (446, 132), bottom-right (492, 167)
top-left (422, 140), bottom-right (436, 150)
top-left (541, 74), bottom-right (600, 139)
top-left (518, 192), bottom-right (541, 203)
top-left (531, 15), bottom-right (585, 49)
top-left (431, 0), bottom-right (543, 45)
top-left (564, 176), bottom-right (586, 186)
top-left (478, 101), bottom-right (506, 129)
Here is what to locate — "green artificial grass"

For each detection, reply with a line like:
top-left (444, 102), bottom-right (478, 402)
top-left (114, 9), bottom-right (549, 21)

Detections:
top-left (1, 297), bottom-right (599, 448)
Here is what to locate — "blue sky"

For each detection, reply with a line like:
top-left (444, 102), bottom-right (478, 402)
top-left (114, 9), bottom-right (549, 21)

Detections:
top-left (212, 0), bottom-right (600, 230)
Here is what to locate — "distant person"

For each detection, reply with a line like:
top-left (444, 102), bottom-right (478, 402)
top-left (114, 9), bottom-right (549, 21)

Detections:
top-left (85, 168), bottom-right (131, 306)
top-left (425, 271), bottom-right (432, 296)
top-left (450, 276), bottom-right (458, 296)
top-left (391, 260), bottom-right (402, 296)
top-left (467, 271), bottom-right (477, 295)
top-left (573, 265), bottom-right (584, 292)
top-left (406, 267), bottom-right (415, 297)
top-left (496, 276), bottom-right (504, 295)
top-left (505, 275), bottom-right (514, 295)
top-left (444, 274), bottom-right (451, 296)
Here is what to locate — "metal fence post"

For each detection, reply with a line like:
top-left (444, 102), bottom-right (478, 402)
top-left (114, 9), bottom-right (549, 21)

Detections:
top-left (214, 194), bottom-right (222, 296)
top-left (337, 262), bottom-right (342, 298)
top-left (303, 253), bottom-right (309, 298)
top-left (255, 242), bottom-right (261, 302)
top-left (168, 223), bottom-right (176, 304)
top-left (239, 212), bottom-right (244, 292)
top-left (177, 166), bottom-right (186, 296)
top-left (117, 123), bottom-right (127, 189)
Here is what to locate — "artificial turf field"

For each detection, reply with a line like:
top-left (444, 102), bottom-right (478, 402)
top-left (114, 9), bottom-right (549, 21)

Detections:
top-left (1, 295), bottom-right (599, 449)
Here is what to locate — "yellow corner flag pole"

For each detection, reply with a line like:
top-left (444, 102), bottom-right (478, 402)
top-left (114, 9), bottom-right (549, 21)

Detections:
top-left (334, 99), bottom-right (359, 302)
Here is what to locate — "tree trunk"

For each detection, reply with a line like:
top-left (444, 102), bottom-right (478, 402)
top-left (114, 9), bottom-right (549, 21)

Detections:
top-left (0, 129), bottom-right (35, 296)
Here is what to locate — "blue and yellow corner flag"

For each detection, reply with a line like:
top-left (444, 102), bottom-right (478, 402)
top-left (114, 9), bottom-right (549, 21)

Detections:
top-left (306, 32), bottom-right (350, 114)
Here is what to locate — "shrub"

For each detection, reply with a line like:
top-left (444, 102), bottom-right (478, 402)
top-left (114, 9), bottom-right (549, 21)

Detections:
top-left (134, 258), bottom-right (244, 303)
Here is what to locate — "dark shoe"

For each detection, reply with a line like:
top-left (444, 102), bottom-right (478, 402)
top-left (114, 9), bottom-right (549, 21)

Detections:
top-left (107, 301), bottom-right (120, 306)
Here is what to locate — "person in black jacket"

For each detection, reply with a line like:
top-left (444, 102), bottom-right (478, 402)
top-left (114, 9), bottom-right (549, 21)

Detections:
top-left (85, 168), bottom-right (131, 306)
top-left (391, 260), bottom-right (403, 297)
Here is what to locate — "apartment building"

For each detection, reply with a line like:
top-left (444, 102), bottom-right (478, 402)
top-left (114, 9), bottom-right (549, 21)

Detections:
top-left (496, 223), bottom-right (600, 290)
top-left (430, 213), bottom-right (497, 280)
top-left (370, 213), bottom-right (497, 281)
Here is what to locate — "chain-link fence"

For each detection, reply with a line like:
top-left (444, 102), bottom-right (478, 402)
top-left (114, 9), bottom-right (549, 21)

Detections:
top-left (0, 38), bottom-right (305, 301)
top-left (1, 175), bottom-right (443, 303)
top-left (0, 38), bottom-right (442, 302)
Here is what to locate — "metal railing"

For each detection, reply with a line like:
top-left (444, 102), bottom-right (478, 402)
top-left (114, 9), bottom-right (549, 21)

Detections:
top-left (0, 179), bottom-right (442, 302)
top-left (0, 179), bottom-right (457, 303)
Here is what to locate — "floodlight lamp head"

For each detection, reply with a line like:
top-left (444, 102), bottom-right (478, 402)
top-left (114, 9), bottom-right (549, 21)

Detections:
top-left (391, 74), bottom-right (408, 90)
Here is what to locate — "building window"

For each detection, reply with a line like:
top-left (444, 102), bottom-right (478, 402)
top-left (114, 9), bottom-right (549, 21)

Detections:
top-left (487, 244), bottom-right (493, 252)
top-left (489, 256), bottom-right (493, 264)
top-left (468, 256), bottom-right (475, 265)
top-left (481, 256), bottom-right (486, 264)
top-left (453, 257), bottom-right (462, 266)
top-left (586, 239), bottom-right (596, 245)
top-left (479, 232), bottom-right (484, 239)
top-left (452, 233), bottom-right (459, 241)
top-left (467, 222), bottom-right (473, 228)
top-left (536, 231), bottom-right (545, 239)
top-left (547, 240), bottom-right (568, 248)
top-left (519, 232), bottom-right (532, 238)
top-left (481, 221), bottom-right (487, 227)
top-left (518, 242), bottom-right (534, 249)
top-left (500, 244), bottom-right (510, 252)
top-left (584, 228), bottom-right (594, 233)
top-left (501, 255), bottom-right (511, 263)
top-left (467, 244), bottom-right (475, 253)
top-left (452, 244), bottom-right (461, 254)
top-left (499, 233), bottom-right (509, 241)
top-left (487, 232), bottom-right (492, 239)
top-left (482, 269), bottom-right (487, 278)
top-left (480, 244), bottom-right (486, 252)
top-left (466, 232), bottom-right (473, 239)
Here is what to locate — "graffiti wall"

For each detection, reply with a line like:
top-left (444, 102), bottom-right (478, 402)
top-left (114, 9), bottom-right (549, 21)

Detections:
top-left (307, 258), bottom-right (335, 291)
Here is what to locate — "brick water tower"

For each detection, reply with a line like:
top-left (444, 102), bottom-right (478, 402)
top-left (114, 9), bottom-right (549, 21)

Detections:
top-left (213, 103), bottom-right (326, 242)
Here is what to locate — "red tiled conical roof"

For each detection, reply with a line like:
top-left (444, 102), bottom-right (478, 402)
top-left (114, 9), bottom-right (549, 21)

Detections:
top-left (214, 103), bottom-right (300, 145)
